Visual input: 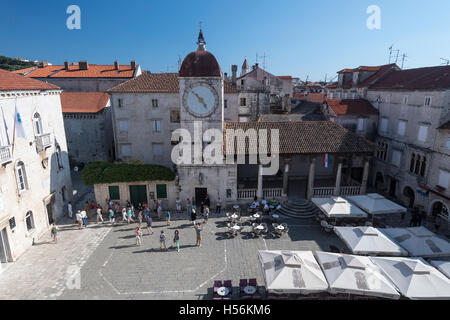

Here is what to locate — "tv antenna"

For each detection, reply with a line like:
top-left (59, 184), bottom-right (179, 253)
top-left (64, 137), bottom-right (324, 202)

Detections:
top-left (440, 58), bottom-right (450, 66)
top-left (177, 54), bottom-right (182, 70)
top-left (400, 53), bottom-right (408, 69)
top-left (256, 52), bottom-right (268, 70)
top-left (388, 45), bottom-right (400, 64)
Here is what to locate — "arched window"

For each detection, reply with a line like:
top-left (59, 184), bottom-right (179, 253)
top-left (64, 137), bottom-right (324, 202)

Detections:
top-left (410, 153), bottom-right (415, 172)
top-left (420, 157), bottom-right (426, 177)
top-left (33, 113), bottom-right (43, 135)
top-left (25, 211), bottom-right (35, 231)
top-left (55, 146), bottom-right (63, 169)
top-left (16, 161), bottom-right (28, 192)
top-left (414, 155), bottom-right (421, 175)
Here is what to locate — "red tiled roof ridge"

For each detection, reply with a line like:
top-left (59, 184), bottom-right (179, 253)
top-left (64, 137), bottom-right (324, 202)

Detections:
top-left (0, 68), bottom-right (60, 91)
top-left (60, 92), bottom-right (109, 113)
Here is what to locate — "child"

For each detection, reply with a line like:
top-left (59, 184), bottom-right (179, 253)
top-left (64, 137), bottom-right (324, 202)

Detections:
top-left (109, 208), bottom-right (115, 225)
top-left (51, 223), bottom-right (58, 243)
top-left (135, 227), bottom-right (142, 246)
top-left (173, 230), bottom-right (180, 252)
top-left (97, 206), bottom-right (104, 224)
top-left (160, 230), bottom-right (167, 251)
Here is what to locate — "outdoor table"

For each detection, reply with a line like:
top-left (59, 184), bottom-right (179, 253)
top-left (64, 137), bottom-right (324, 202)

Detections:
top-left (271, 214), bottom-right (279, 219)
top-left (217, 287), bottom-right (230, 296)
top-left (253, 213), bottom-right (261, 219)
top-left (244, 286), bottom-right (257, 295)
top-left (276, 225), bottom-right (285, 230)
top-left (233, 205), bottom-right (240, 210)
top-left (231, 225), bottom-right (241, 231)
top-left (269, 205), bottom-right (275, 210)
top-left (231, 214), bottom-right (239, 220)
top-left (249, 204), bottom-right (257, 209)
top-left (255, 225), bottom-right (264, 230)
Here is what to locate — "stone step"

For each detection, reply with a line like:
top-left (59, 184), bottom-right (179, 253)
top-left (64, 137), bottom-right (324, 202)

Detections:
top-left (278, 199), bottom-right (320, 220)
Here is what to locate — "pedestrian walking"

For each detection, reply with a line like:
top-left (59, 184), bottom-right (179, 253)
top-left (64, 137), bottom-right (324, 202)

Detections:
top-left (153, 199), bottom-right (158, 217)
top-left (96, 206), bottom-right (104, 224)
top-left (173, 230), bottom-right (180, 252)
top-left (195, 222), bottom-right (204, 247)
top-left (176, 197), bottom-right (182, 214)
top-left (138, 210), bottom-right (143, 227)
top-left (191, 208), bottom-right (197, 225)
top-left (157, 204), bottom-right (162, 220)
top-left (204, 206), bottom-right (209, 224)
top-left (81, 210), bottom-right (88, 228)
top-left (160, 230), bottom-right (167, 251)
top-left (109, 208), bottom-right (115, 225)
top-left (146, 215), bottom-right (153, 235)
top-left (135, 227), bottom-right (142, 246)
top-left (51, 223), bottom-right (58, 243)
top-left (109, 199), bottom-right (114, 210)
top-left (89, 200), bottom-right (96, 218)
top-left (127, 207), bottom-right (134, 224)
top-left (76, 210), bottom-right (83, 229)
top-left (215, 197), bottom-right (222, 214)
top-left (67, 201), bottom-right (73, 219)
top-left (121, 207), bottom-right (127, 223)
top-left (166, 210), bottom-right (171, 226)
top-left (186, 198), bottom-right (192, 216)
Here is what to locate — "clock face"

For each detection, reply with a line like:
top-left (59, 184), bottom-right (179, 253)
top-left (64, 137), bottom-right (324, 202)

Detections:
top-left (184, 84), bottom-right (217, 117)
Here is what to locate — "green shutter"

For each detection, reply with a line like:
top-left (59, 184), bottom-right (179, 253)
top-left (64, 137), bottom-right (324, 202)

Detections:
top-left (109, 186), bottom-right (120, 200)
top-left (156, 184), bottom-right (167, 199)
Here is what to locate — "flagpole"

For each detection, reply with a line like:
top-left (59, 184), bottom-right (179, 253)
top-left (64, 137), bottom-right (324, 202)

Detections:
top-left (12, 98), bottom-right (17, 156)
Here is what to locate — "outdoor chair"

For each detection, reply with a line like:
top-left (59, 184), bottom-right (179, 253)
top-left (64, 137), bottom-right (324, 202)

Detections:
top-left (224, 280), bottom-right (232, 288)
top-left (214, 280), bottom-right (223, 293)
top-left (249, 278), bottom-right (257, 286)
top-left (239, 279), bottom-right (248, 292)
top-left (272, 223), bottom-right (279, 229)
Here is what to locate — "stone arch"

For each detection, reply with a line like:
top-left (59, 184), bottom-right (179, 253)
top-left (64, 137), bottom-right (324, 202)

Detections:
top-left (428, 200), bottom-right (449, 220)
top-left (402, 186), bottom-right (415, 208)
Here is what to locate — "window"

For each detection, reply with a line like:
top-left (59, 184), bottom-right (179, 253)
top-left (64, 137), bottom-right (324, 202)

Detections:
top-left (380, 118), bottom-right (388, 133)
top-left (120, 144), bottom-right (131, 157)
top-left (240, 98), bottom-right (247, 106)
top-left (241, 79), bottom-right (245, 86)
top-left (418, 125), bottom-right (428, 142)
top-left (224, 99), bottom-right (228, 108)
top-left (329, 92), bottom-right (333, 99)
top-left (403, 95), bottom-right (409, 105)
top-left (391, 150), bottom-right (402, 167)
top-left (397, 120), bottom-right (407, 136)
top-left (33, 113), bottom-right (43, 135)
top-left (152, 120), bottom-right (161, 132)
top-left (239, 116), bottom-right (248, 122)
top-left (152, 143), bottom-right (163, 162)
top-left (156, 184), bottom-right (167, 198)
top-left (357, 118), bottom-right (365, 131)
top-left (170, 110), bottom-right (180, 123)
top-left (226, 189), bottom-right (232, 198)
top-left (420, 157), bottom-right (426, 177)
top-left (344, 92), bottom-right (348, 99)
top-left (55, 146), bottom-right (63, 169)
top-left (409, 153), bottom-right (427, 177)
top-left (61, 186), bottom-right (66, 202)
top-left (108, 186), bottom-right (120, 200)
top-left (118, 120), bottom-right (128, 132)
top-left (376, 142), bottom-right (388, 161)
top-left (410, 153), bottom-right (415, 172)
top-left (351, 93), bottom-right (356, 99)
top-left (25, 211), bottom-right (34, 231)
top-left (424, 96), bottom-right (432, 106)
top-left (152, 99), bottom-right (158, 108)
top-left (16, 161), bottom-right (28, 192)
top-left (118, 99), bottom-right (124, 108)
top-left (438, 170), bottom-right (450, 189)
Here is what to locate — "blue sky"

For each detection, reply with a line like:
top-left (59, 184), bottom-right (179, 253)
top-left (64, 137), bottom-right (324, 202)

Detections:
top-left (1, 0), bottom-right (449, 81)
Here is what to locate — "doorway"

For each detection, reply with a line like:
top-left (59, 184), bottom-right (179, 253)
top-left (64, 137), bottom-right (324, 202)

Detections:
top-left (46, 203), bottom-right (54, 224)
top-left (388, 178), bottom-right (397, 198)
top-left (0, 228), bottom-right (11, 265)
top-left (195, 188), bottom-right (208, 207)
top-left (129, 185), bottom-right (147, 207)
top-left (403, 187), bottom-right (415, 208)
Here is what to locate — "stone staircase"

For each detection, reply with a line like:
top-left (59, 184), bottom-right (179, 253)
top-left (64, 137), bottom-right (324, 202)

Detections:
top-left (278, 198), bottom-right (320, 219)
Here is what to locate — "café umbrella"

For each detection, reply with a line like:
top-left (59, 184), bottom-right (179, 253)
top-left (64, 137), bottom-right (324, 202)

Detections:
top-left (258, 250), bottom-right (328, 294)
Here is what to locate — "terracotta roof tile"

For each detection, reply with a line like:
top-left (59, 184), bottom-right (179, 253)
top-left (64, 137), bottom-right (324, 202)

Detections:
top-left (0, 68), bottom-right (59, 91)
top-left (60, 92), bottom-right (109, 113)
top-left (12, 64), bottom-right (136, 78)
top-left (325, 98), bottom-right (378, 116)
top-left (223, 121), bottom-right (376, 155)
top-left (369, 65), bottom-right (450, 90)
top-left (108, 71), bottom-right (240, 93)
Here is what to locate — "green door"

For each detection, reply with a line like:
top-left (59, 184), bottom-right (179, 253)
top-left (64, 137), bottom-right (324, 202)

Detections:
top-left (129, 185), bottom-right (147, 207)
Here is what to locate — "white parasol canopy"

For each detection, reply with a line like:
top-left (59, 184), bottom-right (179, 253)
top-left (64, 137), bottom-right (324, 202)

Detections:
top-left (314, 251), bottom-right (400, 299)
top-left (383, 227), bottom-right (450, 258)
top-left (429, 260), bottom-right (450, 279)
top-left (258, 250), bottom-right (328, 294)
top-left (370, 256), bottom-right (450, 300)
top-left (311, 197), bottom-right (367, 219)
top-left (346, 193), bottom-right (407, 215)
top-left (334, 226), bottom-right (408, 256)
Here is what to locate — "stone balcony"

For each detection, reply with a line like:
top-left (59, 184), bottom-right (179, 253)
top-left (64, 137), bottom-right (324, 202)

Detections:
top-left (0, 145), bottom-right (13, 166)
top-left (35, 133), bottom-right (52, 152)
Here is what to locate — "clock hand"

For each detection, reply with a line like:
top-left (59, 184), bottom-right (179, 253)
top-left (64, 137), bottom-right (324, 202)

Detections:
top-left (192, 91), bottom-right (208, 109)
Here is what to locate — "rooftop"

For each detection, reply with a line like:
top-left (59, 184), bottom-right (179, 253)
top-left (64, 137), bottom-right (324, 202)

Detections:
top-left (60, 92), bottom-right (109, 113)
top-left (325, 98), bottom-right (378, 116)
top-left (0, 68), bottom-right (59, 91)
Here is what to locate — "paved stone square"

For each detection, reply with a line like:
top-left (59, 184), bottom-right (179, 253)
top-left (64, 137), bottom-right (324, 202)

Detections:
top-left (0, 211), bottom-right (345, 300)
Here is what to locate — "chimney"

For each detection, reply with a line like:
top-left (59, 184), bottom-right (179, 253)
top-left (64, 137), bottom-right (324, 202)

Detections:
top-left (231, 65), bottom-right (237, 86)
top-left (64, 61), bottom-right (69, 70)
top-left (130, 60), bottom-right (136, 69)
top-left (224, 72), bottom-right (228, 81)
top-left (114, 61), bottom-right (119, 70)
top-left (79, 61), bottom-right (89, 70)
top-left (38, 61), bottom-right (48, 68)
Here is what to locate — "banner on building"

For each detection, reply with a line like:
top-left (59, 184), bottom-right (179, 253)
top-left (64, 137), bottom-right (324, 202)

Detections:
top-left (323, 153), bottom-right (330, 168)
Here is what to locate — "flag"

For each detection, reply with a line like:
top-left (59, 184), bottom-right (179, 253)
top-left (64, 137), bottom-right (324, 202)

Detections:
top-left (14, 99), bottom-right (27, 140)
top-left (417, 185), bottom-right (429, 197)
top-left (323, 153), bottom-right (330, 168)
top-left (1, 106), bottom-right (10, 145)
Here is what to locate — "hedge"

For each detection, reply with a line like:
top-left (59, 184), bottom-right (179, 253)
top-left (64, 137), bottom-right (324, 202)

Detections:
top-left (81, 161), bottom-right (175, 185)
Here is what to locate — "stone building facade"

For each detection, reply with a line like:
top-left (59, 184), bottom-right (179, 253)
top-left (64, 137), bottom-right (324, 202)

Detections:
top-left (0, 69), bottom-right (72, 267)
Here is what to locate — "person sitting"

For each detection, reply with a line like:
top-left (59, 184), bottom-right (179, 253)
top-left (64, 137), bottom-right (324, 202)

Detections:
top-left (275, 203), bottom-right (282, 212)
top-left (263, 203), bottom-right (270, 213)
top-left (270, 198), bottom-right (277, 206)
top-left (261, 197), bottom-right (267, 206)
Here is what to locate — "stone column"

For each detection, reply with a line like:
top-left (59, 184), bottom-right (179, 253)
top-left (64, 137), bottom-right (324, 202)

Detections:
top-left (360, 157), bottom-right (370, 194)
top-left (257, 164), bottom-right (263, 200)
top-left (307, 156), bottom-right (316, 200)
top-left (334, 159), bottom-right (343, 196)
top-left (282, 158), bottom-right (291, 199)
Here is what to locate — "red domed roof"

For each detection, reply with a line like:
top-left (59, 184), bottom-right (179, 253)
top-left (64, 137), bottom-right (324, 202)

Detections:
top-left (179, 50), bottom-right (222, 77)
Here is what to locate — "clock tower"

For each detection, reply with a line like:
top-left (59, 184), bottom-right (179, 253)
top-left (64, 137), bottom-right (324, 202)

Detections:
top-left (176, 30), bottom-right (236, 207)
